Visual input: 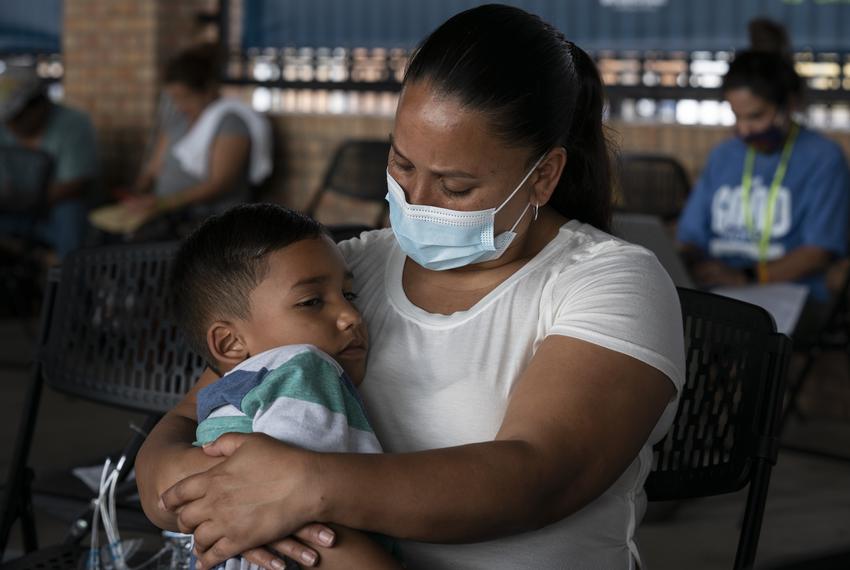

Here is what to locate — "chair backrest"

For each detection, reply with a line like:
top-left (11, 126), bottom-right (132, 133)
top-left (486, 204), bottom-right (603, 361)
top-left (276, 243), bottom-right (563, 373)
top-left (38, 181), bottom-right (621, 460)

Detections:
top-left (38, 241), bottom-right (206, 413)
top-left (0, 145), bottom-right (53, 215)
top-left (306, 139), bottom-right (390, 226)
top-left (646, 287), bottom-right (791, 569)
top-left (616, 153), bottom-right (690, 221)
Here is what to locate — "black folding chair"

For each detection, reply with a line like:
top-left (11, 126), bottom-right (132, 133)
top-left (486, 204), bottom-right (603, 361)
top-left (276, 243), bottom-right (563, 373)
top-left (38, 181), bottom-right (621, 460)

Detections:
top-left (616, 153), bottom-right (690, 222)
top-left (305, 139), bottom-right (390, 230)
top-left (646, 288), bottom-right (792, 570)
top-left (0, 242), bottom-right (206, 566)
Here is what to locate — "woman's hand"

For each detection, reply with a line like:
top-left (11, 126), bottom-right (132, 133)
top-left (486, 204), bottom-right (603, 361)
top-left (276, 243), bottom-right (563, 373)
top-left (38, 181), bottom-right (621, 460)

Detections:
top-left (160, 432), bottom-right (326, 569)
top-left (122, 193), bottom-right (159, 215)
top-left (229, 525), bottom-right (337, 570)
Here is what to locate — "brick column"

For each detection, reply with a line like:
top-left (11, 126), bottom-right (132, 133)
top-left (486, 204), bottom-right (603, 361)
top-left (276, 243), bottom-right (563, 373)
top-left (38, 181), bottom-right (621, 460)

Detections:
top-left (62, 0), bottom-right (215, 187)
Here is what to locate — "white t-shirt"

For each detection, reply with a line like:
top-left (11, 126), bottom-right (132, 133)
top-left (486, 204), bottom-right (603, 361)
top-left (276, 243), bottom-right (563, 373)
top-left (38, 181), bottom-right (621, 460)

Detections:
top-left (338, 221), bottom-right (686, 570)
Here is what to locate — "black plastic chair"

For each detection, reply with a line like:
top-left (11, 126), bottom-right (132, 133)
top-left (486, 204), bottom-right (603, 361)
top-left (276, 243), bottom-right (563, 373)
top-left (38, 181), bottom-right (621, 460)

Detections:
top-left (616, 153), bottom-right (690, 222)
top-left (0, 242), bottom-right (206, 565)
top-left (305, 139), bottom-right (390, 229)
top-left (646, 288), bottom-right (792, 570)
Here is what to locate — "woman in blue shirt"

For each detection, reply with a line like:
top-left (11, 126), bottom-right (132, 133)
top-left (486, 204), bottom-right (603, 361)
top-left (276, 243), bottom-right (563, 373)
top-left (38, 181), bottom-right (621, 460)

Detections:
top-left (677, 20), bottom-right (850, 303)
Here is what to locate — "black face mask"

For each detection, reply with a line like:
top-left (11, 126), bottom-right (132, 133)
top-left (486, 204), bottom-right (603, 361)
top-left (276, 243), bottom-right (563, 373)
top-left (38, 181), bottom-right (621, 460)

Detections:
top-left (738, 113), bottom-right (791, 154)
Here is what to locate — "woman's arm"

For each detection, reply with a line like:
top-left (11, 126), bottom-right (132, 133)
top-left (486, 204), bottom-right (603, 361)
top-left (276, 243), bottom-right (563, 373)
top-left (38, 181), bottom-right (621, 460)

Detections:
top-left (132, 133), bottom-right (169, 194)
top-left (323, 336), bottom-right (674, 538)
top-left (136, 367), bottom-right (221, 529)
top-left (164, 335), bottom-right (675, 566)
top-left (156, 134), bottom-right (251, 212)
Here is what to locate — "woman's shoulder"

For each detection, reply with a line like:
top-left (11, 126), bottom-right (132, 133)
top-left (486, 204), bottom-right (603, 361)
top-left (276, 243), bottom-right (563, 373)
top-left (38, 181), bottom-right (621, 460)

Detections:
top-left (541, 221), bottom-right (678, 306)
top-left (216, 111), bottom-right (250, 136)
top-left (547, 220), bottom-right (665, 274)
top-left (336, 227), bottom-right (396, 266)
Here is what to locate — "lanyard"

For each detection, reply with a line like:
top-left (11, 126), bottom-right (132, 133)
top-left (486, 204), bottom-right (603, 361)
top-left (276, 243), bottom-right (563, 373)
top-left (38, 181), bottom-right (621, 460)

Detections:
top-left (740, 123), bottom-right (799, 265)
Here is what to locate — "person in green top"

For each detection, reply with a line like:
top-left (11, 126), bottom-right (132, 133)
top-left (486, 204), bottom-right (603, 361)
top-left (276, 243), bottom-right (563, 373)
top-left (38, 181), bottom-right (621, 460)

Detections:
top-left (0, 66), bottom-right (98, 257)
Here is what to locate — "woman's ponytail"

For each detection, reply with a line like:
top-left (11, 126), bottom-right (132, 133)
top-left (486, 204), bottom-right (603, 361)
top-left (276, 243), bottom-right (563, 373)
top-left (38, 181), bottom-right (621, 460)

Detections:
top-left (551, 43), bottom-right (612, 232)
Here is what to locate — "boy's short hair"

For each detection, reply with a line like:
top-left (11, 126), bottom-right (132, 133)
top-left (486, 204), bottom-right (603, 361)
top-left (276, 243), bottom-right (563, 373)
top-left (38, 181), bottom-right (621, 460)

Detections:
top-left (170, 203), bottom-right (327, 365)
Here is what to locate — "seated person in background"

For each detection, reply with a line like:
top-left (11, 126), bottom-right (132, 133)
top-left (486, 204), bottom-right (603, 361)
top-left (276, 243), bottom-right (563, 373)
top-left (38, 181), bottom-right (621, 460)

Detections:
top-left (677, 19), bottom-right (850, 304)
top-left (121, 43), bottom-right (272, 229)
top-left (0, 66), bottom-right (98, 258)
top-left (168, 203), bottom-right (400, 570)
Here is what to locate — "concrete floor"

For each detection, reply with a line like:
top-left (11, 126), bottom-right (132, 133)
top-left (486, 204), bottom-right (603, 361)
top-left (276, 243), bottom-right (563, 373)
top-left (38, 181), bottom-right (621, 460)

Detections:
top-left (1, 317), bottom-right (849, 569)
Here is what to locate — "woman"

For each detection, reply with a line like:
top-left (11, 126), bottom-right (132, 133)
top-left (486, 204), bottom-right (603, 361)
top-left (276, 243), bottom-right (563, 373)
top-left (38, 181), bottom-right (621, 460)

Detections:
top-left (677, 19), bottom-right (850, 303)
top-left (124, 43), bottom-right (271, 223)
top-left (137, 6), bottom-right (684, 569)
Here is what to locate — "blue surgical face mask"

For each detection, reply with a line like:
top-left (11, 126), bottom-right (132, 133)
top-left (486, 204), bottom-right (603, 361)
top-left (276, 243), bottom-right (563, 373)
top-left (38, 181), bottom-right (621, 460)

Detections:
top-left (385, 154), bottom-right (545, 271)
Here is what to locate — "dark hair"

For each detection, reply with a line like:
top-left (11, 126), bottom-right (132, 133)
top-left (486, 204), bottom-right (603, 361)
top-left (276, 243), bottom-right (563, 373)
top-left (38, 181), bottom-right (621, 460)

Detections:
top-left (402, 4), bottom-right (612, 231)
top-left (170, 203), bottom-right (327, 365)
top-left (748, 18), bottom-right (792, 59)
top-left (163, 42), bottom-right (222, 93)
top-left (722, 19), bottom-right (802, 107)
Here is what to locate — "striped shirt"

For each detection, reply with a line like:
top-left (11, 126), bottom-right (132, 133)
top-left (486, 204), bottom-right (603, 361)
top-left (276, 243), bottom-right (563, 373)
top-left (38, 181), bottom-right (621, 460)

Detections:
top-left (196, 344), bottom-right (382, 454)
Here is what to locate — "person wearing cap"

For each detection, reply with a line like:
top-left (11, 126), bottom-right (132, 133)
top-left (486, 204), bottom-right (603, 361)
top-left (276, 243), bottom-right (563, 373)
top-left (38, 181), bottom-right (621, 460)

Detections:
top-left (0, 66), bottom-right (98, 257)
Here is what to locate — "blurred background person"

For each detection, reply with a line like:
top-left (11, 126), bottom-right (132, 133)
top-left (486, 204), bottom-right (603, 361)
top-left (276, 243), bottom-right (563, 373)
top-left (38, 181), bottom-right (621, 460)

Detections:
top-left (118, 43), bottom-right (272, 235)
top-left (677, 19), bottom-right (850, 306)
top-left (0, 65), bottom-right (97, 258)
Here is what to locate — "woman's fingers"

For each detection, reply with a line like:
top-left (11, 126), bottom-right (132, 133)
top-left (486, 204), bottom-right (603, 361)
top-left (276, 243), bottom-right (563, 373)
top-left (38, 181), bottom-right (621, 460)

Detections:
top-left (240, 547), bottom-right (287, 570)
top-left (293, 523), bottom-right (336, 548)
top-left (160, 471), bottom-right (206, 512)
top-left (173, 497), bottom-right (209, 535)
top-left (266, 538), bottom-right (320, 567)
top-left (195, 536), bottom-right (304, 570)
top-left (195, 537), bottom-right (258, 570)
top-left (201, 432), bottom-right (250, 457)
top-left (219, 525), bottom-right (335, 569)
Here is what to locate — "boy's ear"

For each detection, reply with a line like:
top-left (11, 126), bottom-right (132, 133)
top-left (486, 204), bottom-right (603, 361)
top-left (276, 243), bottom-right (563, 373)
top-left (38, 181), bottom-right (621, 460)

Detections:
top-left (207, 321), bottom-right (249, 367)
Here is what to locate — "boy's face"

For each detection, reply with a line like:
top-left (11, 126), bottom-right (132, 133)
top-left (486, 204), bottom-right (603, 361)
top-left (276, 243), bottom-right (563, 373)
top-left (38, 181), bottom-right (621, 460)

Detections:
top-left (232, 236), bottom-right (369, 384)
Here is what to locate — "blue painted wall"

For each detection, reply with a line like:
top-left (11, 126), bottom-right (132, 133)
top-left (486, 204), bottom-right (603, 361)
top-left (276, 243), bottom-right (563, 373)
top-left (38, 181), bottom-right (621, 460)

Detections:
top-left (0, 0), bottom-right (62, 54)
top-left (242, 0), bottom-right (850, 53)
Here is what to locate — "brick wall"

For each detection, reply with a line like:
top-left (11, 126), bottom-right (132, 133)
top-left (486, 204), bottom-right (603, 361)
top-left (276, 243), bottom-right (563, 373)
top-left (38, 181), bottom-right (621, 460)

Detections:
top-left (63, 0), bottom-right (215, 189)
top-left (262, 111), bottom-right (394, 226)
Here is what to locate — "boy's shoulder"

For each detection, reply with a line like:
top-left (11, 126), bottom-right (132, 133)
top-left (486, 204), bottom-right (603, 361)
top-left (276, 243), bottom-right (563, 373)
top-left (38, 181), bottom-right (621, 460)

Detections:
top-left (197, 344), bottom-right (343, 421)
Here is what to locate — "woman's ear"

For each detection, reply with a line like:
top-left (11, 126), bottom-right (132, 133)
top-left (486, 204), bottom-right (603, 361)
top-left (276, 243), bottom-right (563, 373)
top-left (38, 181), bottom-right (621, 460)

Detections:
top-left (207, 321), bottom-right (249, 368)
top-left (531, 147), bottom-right (567, 207)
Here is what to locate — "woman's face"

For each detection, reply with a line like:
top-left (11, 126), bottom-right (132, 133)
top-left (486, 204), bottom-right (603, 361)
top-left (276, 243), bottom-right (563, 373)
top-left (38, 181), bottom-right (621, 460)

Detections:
top-left (725, 87), bottom-right (790, 139)
top-left (388, 81), bottom-right (542, 236)
top-left (164, 82), bottom-right (214, 122)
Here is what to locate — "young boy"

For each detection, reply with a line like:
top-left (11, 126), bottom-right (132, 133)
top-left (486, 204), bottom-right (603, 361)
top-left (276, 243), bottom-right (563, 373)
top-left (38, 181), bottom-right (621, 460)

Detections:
top-left (169, 203), bottom-right (400, 569)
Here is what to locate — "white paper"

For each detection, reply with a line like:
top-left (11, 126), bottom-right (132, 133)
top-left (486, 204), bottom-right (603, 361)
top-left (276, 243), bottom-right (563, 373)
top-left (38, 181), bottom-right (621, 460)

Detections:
top-left (712, 283), bottom-right (809, 335)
